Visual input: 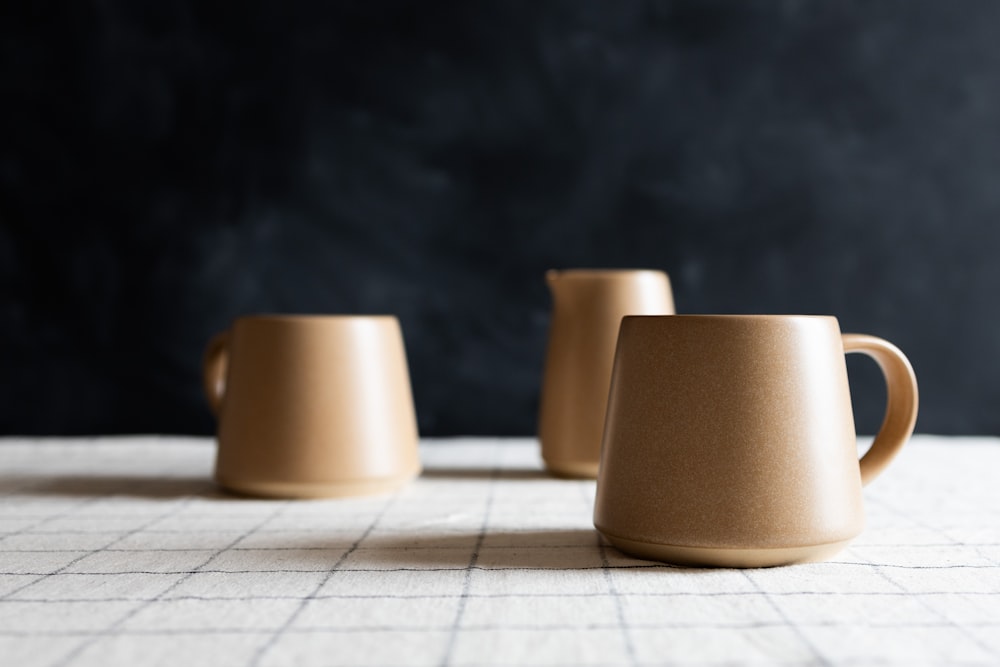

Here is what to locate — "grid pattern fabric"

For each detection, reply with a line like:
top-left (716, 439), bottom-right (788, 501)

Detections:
top-left (0, 435), bottom-right (998, 667)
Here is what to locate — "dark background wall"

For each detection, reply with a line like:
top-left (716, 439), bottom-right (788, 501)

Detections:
top-left (2, 0), bottom-right (999, 437)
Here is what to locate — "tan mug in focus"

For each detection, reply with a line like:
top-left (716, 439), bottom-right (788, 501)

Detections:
top-left (594, 315), bottom-right (918, 568)
top-left (538, 269), bottom-right (675, 478)
top-left (203, 315), bottom-right (421, 499)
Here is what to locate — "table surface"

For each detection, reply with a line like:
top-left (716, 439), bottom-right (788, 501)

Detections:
top-left (0, 435), bottom-right (998, 667)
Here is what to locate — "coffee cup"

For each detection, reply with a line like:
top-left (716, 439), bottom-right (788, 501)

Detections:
top-left (203, 315), bottom-right (421, 498)
top-left (594, 315), bottom-right (918, 567)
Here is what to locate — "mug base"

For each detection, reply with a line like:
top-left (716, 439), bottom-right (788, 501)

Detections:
top-left (216, 467), bottom-right (421, 500)
top-left (598, 529), bottom-right (853, 568)
top-left (544, 459), bottom-right (600, 479)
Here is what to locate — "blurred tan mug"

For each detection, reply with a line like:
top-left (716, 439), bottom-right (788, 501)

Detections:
top-left (594, 315), bottom-right (918, 568)
top-left (202, 315), bottom-right (421, 498)
top-left (538, 269), bottom-right (674, 478)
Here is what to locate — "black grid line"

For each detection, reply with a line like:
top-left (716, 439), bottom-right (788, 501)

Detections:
top-left (439, 445), bottom-right (501, 666)
top-left (6, 560), bottom-right (999, 577)
top-left (4, 542), bottom-right (1000, 554)
top-left (740, 569), bottom-right (834, 667)
top-left (0, 496), bottom-right (107, 544)
top-left (245, 492), bottom-right (401, 666)
top-left (0, 496), bottom-right (200, 602)
top-left (866, 491), bottom-right (1000, 570)
top-left (854, 531), bottom-right (1000, 661)
top-left (7, 588), bottom-right (1000, 605)
top-left (7, 616), bottom-right (1000, 641)
top-left (3, 541), bottom-right (998, 549)
top-left (49, 500), bottom-right (293, 667)
top-left (3, 616), bottom-right (1000, 638)
top-left (597, 524), bottom-right (638, 665)
top-left (584, 480), bottom-right (638, 666)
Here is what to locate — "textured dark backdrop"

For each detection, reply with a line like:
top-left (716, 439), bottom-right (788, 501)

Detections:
top-left (2, 1), bottom-right (999, 436)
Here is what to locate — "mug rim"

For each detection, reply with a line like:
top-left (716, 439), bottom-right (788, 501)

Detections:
top-left (546, 268), bottom-right (667, 280)
top-left (622, 314), bottom-right (837, 321)
top-left (234, 314), bottom-right (400, 324)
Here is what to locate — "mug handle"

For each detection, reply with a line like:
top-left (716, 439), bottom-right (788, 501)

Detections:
top-left (841, 334), bottom-right (919, 486)
top-left (202, 331), bottom-right (230, 416)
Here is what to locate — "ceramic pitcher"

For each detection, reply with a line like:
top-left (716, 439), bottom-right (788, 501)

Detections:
top-left (538, 269), bottom-right (675, 478)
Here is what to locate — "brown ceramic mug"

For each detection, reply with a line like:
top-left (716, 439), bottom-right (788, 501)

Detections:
top-left (538, 269), bottom-right (675, 478)
top-left (203, 315), bottom-right (421, 499)
top-left (594, 315), bottom-right (918, 568)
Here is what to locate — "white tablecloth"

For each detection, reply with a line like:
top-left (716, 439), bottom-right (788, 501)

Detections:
top-left (0, 435), bottom-right (998, 666)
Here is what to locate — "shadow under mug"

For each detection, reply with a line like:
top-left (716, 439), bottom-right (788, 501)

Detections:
top-left (202, 315), bottom-right (421, 499)
top-left (594, 315), bottom-right (918, 568)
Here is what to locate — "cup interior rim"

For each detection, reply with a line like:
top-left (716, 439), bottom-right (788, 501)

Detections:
top-left (546, 268), bottom-right (666, 280)
top-left (622, 314), bottom-right (838, 321)
top-left (236, 314), bottom-right (399, 323)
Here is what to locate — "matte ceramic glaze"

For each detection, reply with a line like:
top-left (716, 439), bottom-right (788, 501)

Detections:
top-left (203, 315), bottom-right (421, 498)
top-left (594, 315), bottom-right (918, 567)
top-left (538, 270), bottom-right (674, 478)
